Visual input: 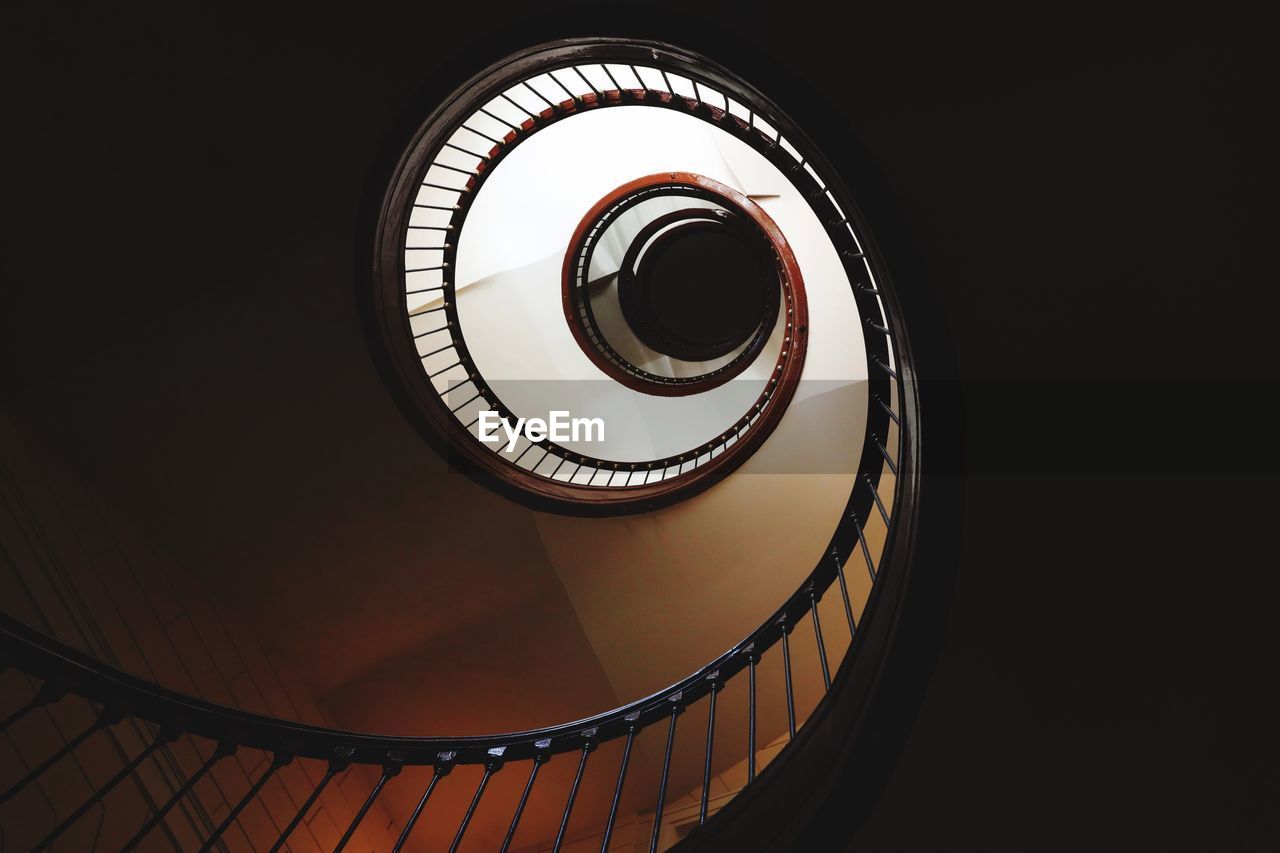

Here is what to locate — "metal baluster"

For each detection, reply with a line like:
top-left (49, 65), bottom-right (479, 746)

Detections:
top-left (480, 104), bottom-right (520, 130)
top-left (392, 751), bottom-right (455, 853)
top-left (415, 343), bottom-right (455, 363)
top-left (628, 65), bottom-right (647, 94)
top-left (601, 714), bottom-right (640, 852)
top-left (656, 67), bottom-right (674, 96)
top-left (450, 748), bottom-right (504, 853)
top-left (872, 354), bottom-right (897, 378)
top-left (0, 705), bottom-right (121, 807)
top-left (871, 431), bottom-right (898, 475)
top-left (428, 360), bottom-right (463, 379)
top-left (747, 647), bottom-right (758, 784)
top-left (35, 725), bottom-right (180, 851)
top-left (699, 673), bottom-right (722, 825)
top-left (866, 474), bottom-right (891, 526)
top-left (334, 753), bottom-right (403, 853)
top-left (497, 93), bottom-right (534, 122)
top-left (431, 161), bottom-right (479, 179)
top-left (571, 65), bottom-right (601, 98)
top-left (522, 80), bottom-right (556, 111)
top-left (780, 618), bottom-right (796, 739)
top-left (499, 742), bottom-right (549, 853)
top-left (833, 547), bottom-right (857, 637)
top-left (122, 738), bottom-right (236, 852)
top-left (809, 587), bottom-right (832, 690)
top-left (442, 141), bottom-right (490, 162)
top-left (875, 394), bottom-right (901, 426)
top-left (269, 752), bottom-right (350, 853)
top-left (411, 305), bottom-right (449, 324)
top-left (547, 70), bottom-right (580, 106)
top-left (553, 732), bottom-right (596, 852)
top-left (648, 693), bottom-right (684, 853)
top-left (462, 123), bottom-right (503, 146)
top-left (421, 181), bottom-right (469, 194)
top-left (854, 515), bottom-right (877, 581)
top-left (449, 390), bottom-right (484, 414)
top-left (599, 63), bottom-right (623, 93)
top-left (200, 752), bottom-right (292, 853)
top-left (0, 680), bottom-right (64, 736)
top-left (513, 441), bottom-right (537, 466)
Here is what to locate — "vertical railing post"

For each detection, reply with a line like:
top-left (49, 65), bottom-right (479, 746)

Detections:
top-left (854, 515), bottom-right (877, 581)
top-left (268, 748), bottom-right (352, 853)
top-left (648, 692), bottom-right (684, 853)
top-left (200, 752), bottom-right (292, 853)
top-left (499, 741), bottom-right (550, 853)
top-left (0, 680), bottom-right (65, 737)
top-left (450, 747), bottom-right (505, 853)
top-left (866, 473), bottom-right (891, 526)
top-left (699, 672), bottom-right (721, 825)
top-left (35, 723), bottom-right (181, 851)
top-left (122, 737), bottom-right (237, 853)
top-left (780, 616), bottom-right (796, 740)
top-left (809, 586), bottom-right (832, 690)
top-left (0, 704), bottom-right (121, 807)
top-left (553, 731), bottom-right (596, 852)
top-left (335, 751), bottom-right (404, 853)
top-left (601, 713), bottom-right (640, 852)
top-left (832, 545), bottom-right (857, 638)
top-left (392, 750), bottom-right (455, 853)
top-left (746, 645), bottom-right (758, 784)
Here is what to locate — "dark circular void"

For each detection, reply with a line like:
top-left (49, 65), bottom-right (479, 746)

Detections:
top-left (624, 222), bottom-right (774, 361)
top-left (566, 177), bottom-right (798, 401)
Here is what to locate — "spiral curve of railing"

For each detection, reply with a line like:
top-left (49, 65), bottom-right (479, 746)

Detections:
top-left (0, 38), bottom-right (919, 853)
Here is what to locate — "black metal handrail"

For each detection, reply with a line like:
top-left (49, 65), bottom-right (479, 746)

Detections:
top-left (0, 474), bottom-right (899, 849)
top-left (1, 39), bottom-right (917, 852)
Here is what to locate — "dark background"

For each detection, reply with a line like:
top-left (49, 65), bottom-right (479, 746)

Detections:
top-left (2, 2), bottom-right (1274, 850)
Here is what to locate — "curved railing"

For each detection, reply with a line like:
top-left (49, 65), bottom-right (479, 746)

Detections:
top-left (368, 40), bottom-right (899, 515)
top-left (0, 39), bottom-right (917, 853)
top-left (563, 175), bottom-right (791, 396)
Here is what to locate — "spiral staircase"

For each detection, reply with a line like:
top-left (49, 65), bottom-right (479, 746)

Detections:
top-left (0, 40), bottom-right (920, 852)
